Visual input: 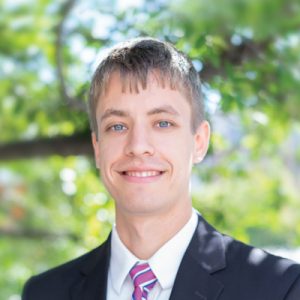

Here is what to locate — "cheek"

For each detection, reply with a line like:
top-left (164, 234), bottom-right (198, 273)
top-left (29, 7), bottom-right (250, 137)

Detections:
top-left (98, 142), bottom-right (122, 172)
top-left (162, 142), bottom-right (194, 170)
top-left (167, 134), bottom-right (194, 156)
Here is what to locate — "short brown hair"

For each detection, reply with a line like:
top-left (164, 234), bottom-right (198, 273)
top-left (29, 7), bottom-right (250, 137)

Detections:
top-left (88, 37), bottom-right (204, 136)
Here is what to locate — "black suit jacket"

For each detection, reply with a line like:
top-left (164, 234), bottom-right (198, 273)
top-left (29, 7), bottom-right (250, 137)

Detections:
top-left (22, 215), bottom-right (300, 300)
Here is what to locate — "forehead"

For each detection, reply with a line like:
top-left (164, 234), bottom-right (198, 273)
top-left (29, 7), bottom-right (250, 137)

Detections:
top-left (97, 72), bottom-right (192, 117)
top-left (100, 70), bottom-right (191, 104)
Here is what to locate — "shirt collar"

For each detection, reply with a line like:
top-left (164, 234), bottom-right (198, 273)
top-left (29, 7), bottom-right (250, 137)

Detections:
top-left (109, 209), bottom-right (198, 293)
top-left (148, 210), bottom-right (198, 289)
top-left (110, 227), bottom-right (138, 294)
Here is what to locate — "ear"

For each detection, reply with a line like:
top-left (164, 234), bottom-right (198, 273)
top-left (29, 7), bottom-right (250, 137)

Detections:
top-left (193, 120), bottom-right (210, 164)
top-left (91, 132), bottom-right (100, 169)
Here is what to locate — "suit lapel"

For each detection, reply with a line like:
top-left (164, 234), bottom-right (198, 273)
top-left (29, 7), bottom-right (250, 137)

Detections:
top-left (69, 215), bottom-right (226, 300)
top-left (71, 235), bottom-right (111, 300)
top-left (170, 215), bottom-right (226, 300)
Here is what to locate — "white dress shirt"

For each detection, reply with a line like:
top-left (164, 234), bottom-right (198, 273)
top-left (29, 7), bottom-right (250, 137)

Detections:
top-left (106, 210), bottom-right (198, 300)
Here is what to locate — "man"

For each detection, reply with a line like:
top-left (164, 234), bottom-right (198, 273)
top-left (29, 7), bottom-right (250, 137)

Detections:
top-left (22, 37), bottom-right (300, 300)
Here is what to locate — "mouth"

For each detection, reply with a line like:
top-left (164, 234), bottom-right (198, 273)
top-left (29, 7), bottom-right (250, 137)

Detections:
top-left (122, 170), bottom-right (163, 177)
top-left (119, 170), bottom-right (165, 183)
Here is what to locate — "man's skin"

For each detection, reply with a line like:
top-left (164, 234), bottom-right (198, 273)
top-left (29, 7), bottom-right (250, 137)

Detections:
top-left (92, 71), bottom-right (210, 260)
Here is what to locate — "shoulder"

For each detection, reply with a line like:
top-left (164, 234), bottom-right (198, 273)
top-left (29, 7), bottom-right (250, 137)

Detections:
top-left (22, 240), bottom-right (109, 300)
top-left (194, 214), bottom-right (300, 299)
top-left (225, 235), bottom-right (300, 273)
top-left (221, 231), bottom-right (300, 298)
top-left (197, 214), bottom-right (300, 277)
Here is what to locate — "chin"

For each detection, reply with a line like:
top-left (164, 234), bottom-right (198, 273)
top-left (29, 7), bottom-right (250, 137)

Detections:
top-left (118, 199), bottom-right (164, 215)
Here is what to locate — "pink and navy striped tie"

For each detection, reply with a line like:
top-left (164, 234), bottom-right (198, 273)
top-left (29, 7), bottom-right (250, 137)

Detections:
top-left (129, 262), bottom-right (158, 300)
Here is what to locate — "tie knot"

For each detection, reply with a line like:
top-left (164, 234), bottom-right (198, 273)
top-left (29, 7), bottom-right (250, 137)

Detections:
top-left (129, 263), bottom-right (157, 300)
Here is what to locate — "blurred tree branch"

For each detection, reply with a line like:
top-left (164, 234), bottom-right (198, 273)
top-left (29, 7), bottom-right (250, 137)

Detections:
top-left (55, 0), bottom-right (87, 112)
top-left (0, 131), bottom-right (93, 160)
top-left (201, 38), bottom-right (269, 81)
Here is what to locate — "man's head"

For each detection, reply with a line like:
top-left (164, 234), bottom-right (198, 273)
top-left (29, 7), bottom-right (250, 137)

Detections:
top-left (89, 37), bottom-right (210, 222)
top-left (88, 37), bottom-right (204, 138)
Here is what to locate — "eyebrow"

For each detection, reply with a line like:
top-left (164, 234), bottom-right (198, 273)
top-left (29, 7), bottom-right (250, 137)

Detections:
top-left (100, 105), bottom-right (180, 123)
top-left (147, 105), bottom-right (180, 117)
top-left (100, 109), bottom-right (129, 122)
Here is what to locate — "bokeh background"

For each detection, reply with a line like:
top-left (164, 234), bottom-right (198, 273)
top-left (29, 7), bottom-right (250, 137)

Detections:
top-left (1, 0), bottom-right (300, 299)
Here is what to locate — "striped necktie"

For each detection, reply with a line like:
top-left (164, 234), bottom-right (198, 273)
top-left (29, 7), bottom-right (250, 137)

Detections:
top-left (129, 262), bottom-right (158, 300)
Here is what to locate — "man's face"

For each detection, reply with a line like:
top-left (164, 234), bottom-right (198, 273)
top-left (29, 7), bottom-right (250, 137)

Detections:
top-left (92, 73), bottom-right (210, 221)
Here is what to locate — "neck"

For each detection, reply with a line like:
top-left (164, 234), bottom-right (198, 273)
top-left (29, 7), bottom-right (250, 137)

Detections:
top-left (115, 206), bottom-right (192, 260)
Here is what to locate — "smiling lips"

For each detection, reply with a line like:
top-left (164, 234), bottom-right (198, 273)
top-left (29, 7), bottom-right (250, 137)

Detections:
top-left (120, 170), bottom-right (165, 182)
top-left (124, 170), bottom-right (162, 177)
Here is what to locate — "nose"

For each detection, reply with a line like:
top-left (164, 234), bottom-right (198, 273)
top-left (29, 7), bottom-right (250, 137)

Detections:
top-left (124, 125), bottom-right (154, 157)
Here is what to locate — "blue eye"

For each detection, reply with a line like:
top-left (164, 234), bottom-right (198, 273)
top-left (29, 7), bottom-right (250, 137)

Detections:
top-left (111, 124), bottom-right (126, 131)
top-left (157, 121), bottom-right (171, 128)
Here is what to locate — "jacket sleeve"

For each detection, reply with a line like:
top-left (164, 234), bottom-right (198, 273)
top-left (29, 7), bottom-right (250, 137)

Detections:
top-left (285, 274), bottom-right (300, 300)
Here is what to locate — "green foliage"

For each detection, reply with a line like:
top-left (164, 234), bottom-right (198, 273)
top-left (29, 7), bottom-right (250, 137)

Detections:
top-left (1, 0), bottom-right (300, 298)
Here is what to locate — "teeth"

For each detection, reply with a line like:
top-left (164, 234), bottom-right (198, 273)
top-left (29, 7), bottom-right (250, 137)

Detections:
top-left (125, 171), bottom-right (160, 177)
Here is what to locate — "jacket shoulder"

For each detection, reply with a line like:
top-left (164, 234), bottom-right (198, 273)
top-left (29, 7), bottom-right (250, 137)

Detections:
top-left (196, 215), bottom-right (300, 298)
top-left (225, 236), bottom-right (300, 275)
top-left (22, 241), bottom-right (109, 300)
top-left (222, 234), bottom-right (300, 298)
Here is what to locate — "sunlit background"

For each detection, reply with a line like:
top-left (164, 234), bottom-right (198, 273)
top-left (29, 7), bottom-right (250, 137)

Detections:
top-left (1, 0), bottom-right (300, 299)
